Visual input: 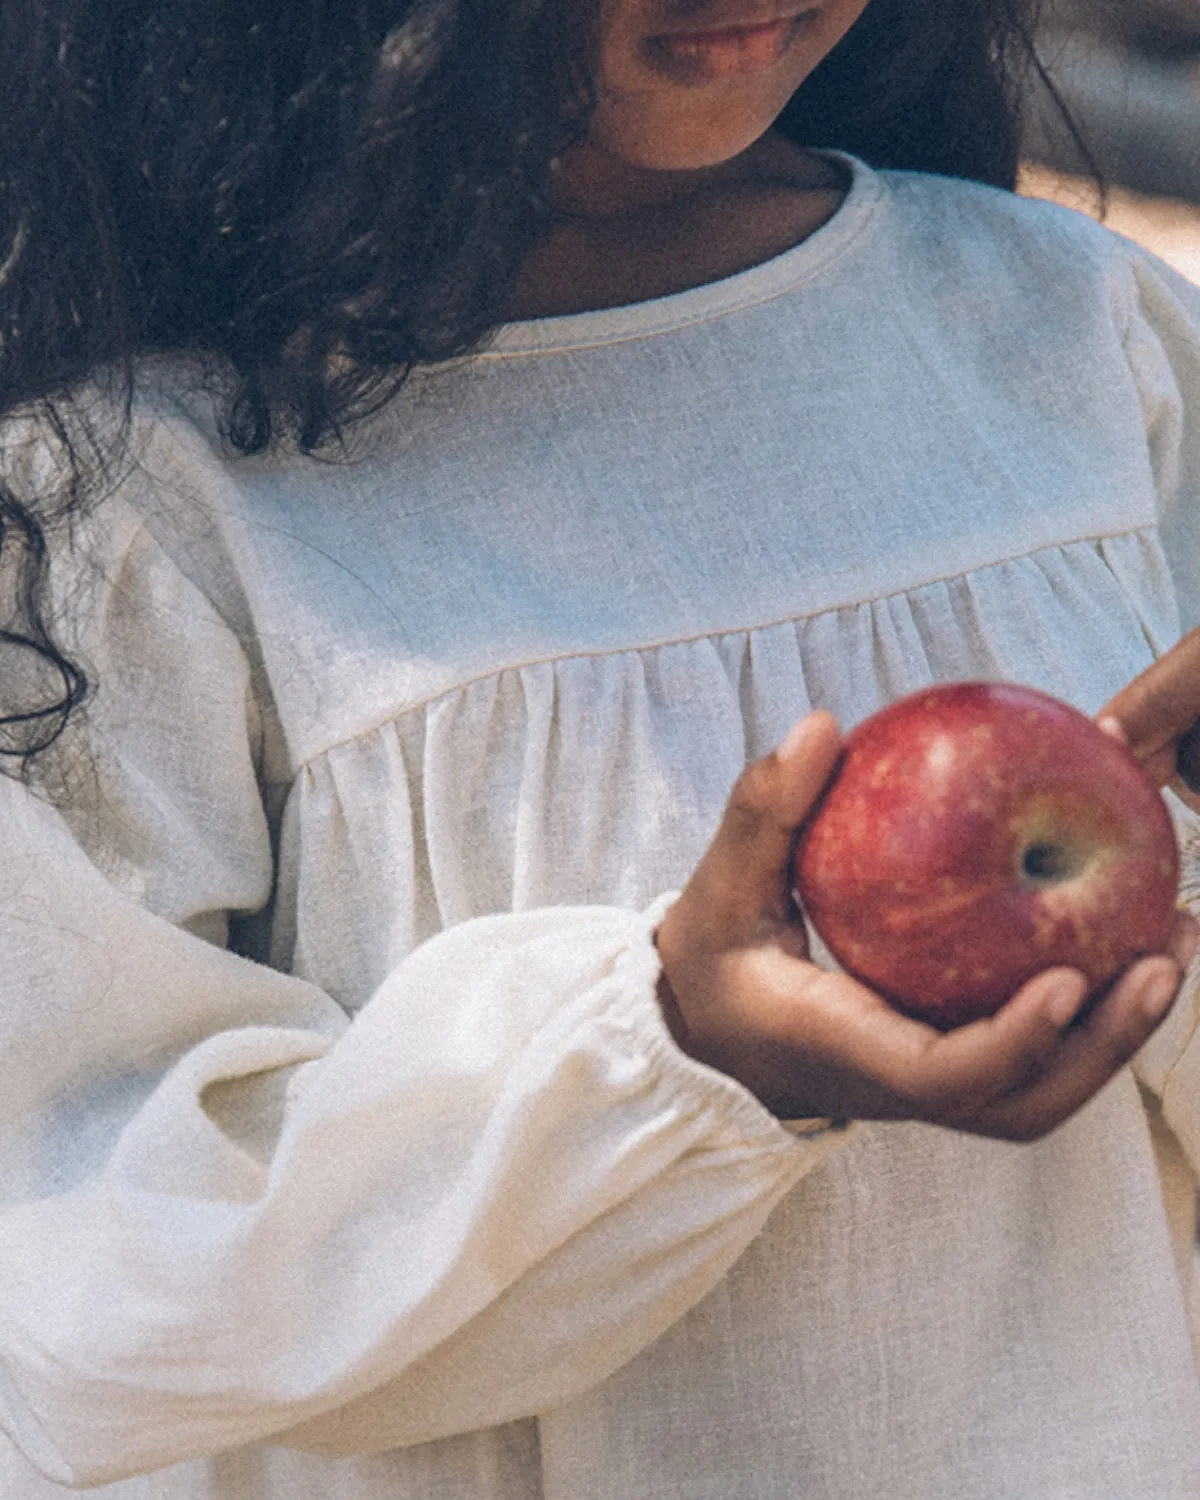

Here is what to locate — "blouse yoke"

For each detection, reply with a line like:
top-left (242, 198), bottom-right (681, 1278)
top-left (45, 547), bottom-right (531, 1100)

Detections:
top-left (0, 157), bottom-right (1199, 1497)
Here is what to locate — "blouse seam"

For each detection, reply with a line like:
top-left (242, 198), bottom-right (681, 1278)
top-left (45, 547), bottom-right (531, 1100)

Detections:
top-left (119, 507), bottom-right (273, 780)
top-left (1117, 241), bottom-right (1140, 356)
top-left (294, 522), bottom-right (1158, 773)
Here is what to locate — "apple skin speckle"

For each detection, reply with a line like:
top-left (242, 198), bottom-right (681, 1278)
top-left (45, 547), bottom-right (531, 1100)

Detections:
top-left (792, 681), bottom-right (1180, 1029)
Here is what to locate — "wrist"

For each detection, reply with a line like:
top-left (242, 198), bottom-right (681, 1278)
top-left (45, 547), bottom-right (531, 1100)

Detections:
top-left (653, 930), bottom-right (695, 1052)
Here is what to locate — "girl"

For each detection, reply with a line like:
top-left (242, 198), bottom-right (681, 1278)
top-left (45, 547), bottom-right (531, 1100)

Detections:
top-left (0, 0), bottom-right (1198, 1495)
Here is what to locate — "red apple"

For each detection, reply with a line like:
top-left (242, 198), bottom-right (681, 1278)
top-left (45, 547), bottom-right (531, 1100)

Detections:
top-left (792, 682), bottom-right (1180, 1029)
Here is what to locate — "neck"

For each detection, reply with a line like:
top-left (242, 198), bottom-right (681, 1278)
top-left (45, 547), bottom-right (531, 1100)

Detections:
top-left (507, 137), bottom-right (848, 320)
top-left (547, 132), bottom-right (824, 220)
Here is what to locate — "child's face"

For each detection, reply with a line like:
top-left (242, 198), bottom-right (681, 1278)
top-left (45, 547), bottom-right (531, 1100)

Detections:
top-left (587, 0), bottom-right (872, 169)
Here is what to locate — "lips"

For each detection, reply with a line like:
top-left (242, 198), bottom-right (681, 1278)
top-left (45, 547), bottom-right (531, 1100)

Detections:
top-left (644, 8), bottom-right (816, 81)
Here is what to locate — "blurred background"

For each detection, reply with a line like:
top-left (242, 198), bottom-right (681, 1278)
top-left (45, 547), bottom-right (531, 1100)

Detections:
top-left (1021, 0), bottom-right (1200, 281)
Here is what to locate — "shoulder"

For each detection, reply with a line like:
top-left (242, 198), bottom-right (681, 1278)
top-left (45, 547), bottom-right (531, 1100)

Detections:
top-left (877, 165), bottom-right (1135, 267)
top-left (11, 361), bottom-right (267, 660)
top-left (866, 164), bottom-right (1149, 334)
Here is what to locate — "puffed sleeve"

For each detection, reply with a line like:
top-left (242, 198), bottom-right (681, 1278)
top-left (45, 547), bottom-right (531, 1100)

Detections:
top-left (1124, 247), bottom-right (1200, 1171)
top-left (1126, 247), bottom-right (1200, 637)
top-left (0, 418), bottom-right (849, 1489)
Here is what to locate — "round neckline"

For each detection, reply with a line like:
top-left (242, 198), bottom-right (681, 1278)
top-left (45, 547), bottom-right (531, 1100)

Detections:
top-left (484, 151), bottom-right (884, 357)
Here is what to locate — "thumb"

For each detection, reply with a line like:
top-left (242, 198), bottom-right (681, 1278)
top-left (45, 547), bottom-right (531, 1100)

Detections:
top-left (707, 710), bottom-right (842, 924)
top-left (774, 710), bottom-right (843, 826)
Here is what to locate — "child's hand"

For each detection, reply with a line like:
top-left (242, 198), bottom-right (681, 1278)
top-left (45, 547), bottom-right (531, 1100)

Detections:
top-left (1098, 627), bottom-right (1200, 802)
top-left (655, 712), bottom-right (1195, 1140)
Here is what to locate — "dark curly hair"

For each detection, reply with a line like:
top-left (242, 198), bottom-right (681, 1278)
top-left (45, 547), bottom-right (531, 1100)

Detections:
top-left (0, 0), bottom-right (1065, 757)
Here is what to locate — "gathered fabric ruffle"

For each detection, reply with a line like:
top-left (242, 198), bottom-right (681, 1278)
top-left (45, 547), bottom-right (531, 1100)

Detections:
top-left (279, 529), bottom-right (1181, 1011)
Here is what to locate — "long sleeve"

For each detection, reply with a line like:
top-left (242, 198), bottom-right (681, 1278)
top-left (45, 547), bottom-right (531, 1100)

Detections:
top-left (0, 471), bottom-right (843, 1489)
top-left (1127, 246), bottom-right (1200, 638)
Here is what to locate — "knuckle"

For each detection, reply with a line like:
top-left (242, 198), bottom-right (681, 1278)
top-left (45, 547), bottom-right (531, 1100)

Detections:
top-left (890, 1066), bottom-right (968, 1121)
top-left (728, 758), bottom-right (775, 822)
top-left (1003, 1039), bottom-right (1055, 1094)
top-left (918, 1077), bottom-right (971, 1118)
top-left (879, 1064), bottom-right (929, 1114)
top-left (893, 1051), bottom-right (985, 1119)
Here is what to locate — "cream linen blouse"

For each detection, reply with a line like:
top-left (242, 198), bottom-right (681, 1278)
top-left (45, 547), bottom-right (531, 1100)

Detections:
top-left (1, 157), bottom-right (1199, 1498)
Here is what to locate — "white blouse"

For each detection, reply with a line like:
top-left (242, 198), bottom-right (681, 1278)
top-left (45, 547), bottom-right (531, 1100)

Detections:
top-left (1, 156), bottom-right (1199, 1498)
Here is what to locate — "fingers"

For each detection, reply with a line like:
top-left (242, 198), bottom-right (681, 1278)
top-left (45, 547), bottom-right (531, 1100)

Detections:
top-left (780, 962), bottom-right (1091, 1122)
top-left (894, 968), bottom-right (1091, 1116)
top-left (931, 912), bottom-right (1195, 1140)
top-left (653, 712), bottom-right (843, 1053)
top-left (765, 909), bottom-right (1197, 1138)
top-left (1097, 716), bottom-right (1182, 791)
top-left (725, 711), bottom-right (842, 842)
top-left (1098, 628), bottom-right (1200, 785)
top-left (965, 954), bottom-right (1182, 1141)
top-left (773, 711), bottom-right (844, 826)
top-left (663, 704), bottom-right (1197, 1138)
top-left (705, 711), bottom-right (841, 924)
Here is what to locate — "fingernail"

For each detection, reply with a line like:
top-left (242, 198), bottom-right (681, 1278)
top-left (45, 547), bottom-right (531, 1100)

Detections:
top-left (1140, 971), bottom-right (1179, 1023)
top-left (778, 717), bottom-right (810, 762)
top-left (1178, 919), bottom-right (1200, 972)
top-left (1049, 975), bottom-right (1088, 1028)
top-left (1096, 714), bottom-right (1127, 745)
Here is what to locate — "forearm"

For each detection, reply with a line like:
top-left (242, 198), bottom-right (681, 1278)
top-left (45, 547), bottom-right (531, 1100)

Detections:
top-left (0, 873), bottom-right (842, 1487)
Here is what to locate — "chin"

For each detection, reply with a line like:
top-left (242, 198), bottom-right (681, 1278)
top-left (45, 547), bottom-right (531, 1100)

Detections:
top-left (594, 112), bottom-right (777, 172)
